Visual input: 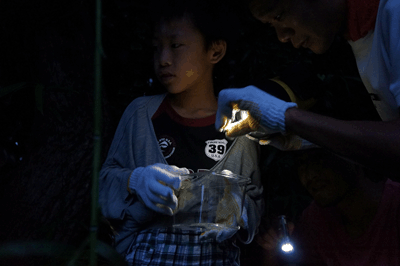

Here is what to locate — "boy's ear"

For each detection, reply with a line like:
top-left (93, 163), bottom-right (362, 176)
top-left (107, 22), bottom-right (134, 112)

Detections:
top-left (209, 40), bottom-right (227, 64)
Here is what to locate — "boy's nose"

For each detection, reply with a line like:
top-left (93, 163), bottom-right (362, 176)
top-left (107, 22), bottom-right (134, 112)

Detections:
top-left (159, 49), bottom-right (172, 67)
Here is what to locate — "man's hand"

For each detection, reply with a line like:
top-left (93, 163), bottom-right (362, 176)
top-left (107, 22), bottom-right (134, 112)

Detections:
top-left (216, 86), bottom-right (297, 138)
top-left (128, 163), bottom-right (189, 215)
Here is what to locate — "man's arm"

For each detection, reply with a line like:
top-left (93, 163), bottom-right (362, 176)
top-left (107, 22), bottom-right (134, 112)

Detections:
top-left (216, 86), bottom-right (400, 176)
top-left (285, 107), bottom-right (400, 176)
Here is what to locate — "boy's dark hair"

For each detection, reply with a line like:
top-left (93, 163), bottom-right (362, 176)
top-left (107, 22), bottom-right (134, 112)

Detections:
top-left (150, 0), bottom-right (240, 50)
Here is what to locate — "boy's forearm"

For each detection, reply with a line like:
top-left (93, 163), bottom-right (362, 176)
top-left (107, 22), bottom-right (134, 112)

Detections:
top-left (99, 165), bottom-right (135, 219)
top-left (285, 107), bottom-right (400, 175)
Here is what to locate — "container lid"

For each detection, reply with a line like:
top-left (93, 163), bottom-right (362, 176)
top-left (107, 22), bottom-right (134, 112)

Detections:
top-left (180, 170), bottom-right (251, 187)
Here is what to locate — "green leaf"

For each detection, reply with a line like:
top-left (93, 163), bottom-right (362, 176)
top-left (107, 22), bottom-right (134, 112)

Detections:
top-left (0, 239), bottom-right (126, 266)
top-left (0, 82), bottom-right (27, 98)
top-left (0, 241), bottom-right (75, 260)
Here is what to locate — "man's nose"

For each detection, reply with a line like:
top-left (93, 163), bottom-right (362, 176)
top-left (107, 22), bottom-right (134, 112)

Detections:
top-left (275, 25), bottom-right (294, 44)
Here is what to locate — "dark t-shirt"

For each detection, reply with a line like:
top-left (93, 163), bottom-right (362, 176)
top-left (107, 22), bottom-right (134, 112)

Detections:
top-left (292, 179), bottom-right (400, 265)
top-left (152, 98), bottom-right (233, 173)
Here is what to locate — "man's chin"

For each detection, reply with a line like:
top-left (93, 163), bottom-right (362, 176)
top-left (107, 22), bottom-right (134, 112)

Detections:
top-left (307, 38), bottom-right (333, 54)
top-left (315, 200), bottom-right (336, 208)
top-left (309, 45), bottom-right (330, 55)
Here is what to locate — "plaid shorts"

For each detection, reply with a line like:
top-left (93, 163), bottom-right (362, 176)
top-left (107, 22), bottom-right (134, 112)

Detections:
top-left (125, 227), bottom-right (240, 266)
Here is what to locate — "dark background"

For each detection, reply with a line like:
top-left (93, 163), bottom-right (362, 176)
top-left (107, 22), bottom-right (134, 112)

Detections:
top-left (0, 0), bottom-right (380, 265)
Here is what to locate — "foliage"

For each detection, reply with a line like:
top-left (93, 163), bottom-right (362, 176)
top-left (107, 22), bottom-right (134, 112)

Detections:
top-left (0, 240), bottom-right (127, 266)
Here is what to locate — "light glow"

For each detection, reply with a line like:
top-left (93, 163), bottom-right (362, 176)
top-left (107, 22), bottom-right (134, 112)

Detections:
top-left (281, 242), bottom-right (294, 253)
top-left (222, 109), bottom-right (250, 132)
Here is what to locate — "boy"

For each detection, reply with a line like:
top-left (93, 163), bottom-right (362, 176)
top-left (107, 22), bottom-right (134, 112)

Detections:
top-left (99, 0), bottom-right (264, 265)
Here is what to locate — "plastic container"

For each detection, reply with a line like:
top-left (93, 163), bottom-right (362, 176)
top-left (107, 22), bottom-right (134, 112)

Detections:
top-left (172, 170), bottom-right (251, 231)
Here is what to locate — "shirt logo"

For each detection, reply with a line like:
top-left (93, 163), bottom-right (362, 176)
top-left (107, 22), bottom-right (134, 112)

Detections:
top-left (158, 135), bottom-right (176, 159)
top-left (205, 139), bottom-right (228, 161)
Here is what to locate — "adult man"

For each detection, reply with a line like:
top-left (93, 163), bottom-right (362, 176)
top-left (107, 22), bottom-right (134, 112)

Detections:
top-left (216, 0), bottom-right (400, 176)
top-left (255, 149), bottom-right (400, 265)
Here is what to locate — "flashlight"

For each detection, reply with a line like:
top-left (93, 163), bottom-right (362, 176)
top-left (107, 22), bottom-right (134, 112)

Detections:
top-left (278, 215), bottom-right (294, 253)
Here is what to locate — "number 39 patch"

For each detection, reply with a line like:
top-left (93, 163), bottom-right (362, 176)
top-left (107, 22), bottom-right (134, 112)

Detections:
top-left (205, 139), bottom-right (228, 161)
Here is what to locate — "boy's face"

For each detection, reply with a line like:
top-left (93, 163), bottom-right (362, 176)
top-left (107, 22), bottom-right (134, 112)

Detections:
top-left (153, 17), bottom-right (214, 94)
top-left (249, 0), bottom-right (346, 54)
top-left (297, 151), bottom-right (353, 207)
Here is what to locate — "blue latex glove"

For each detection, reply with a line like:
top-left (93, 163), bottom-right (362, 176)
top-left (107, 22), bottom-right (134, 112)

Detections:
top-left (128, 163), bottom-right (189, 216)
top-left (216, 86), bottom-right (297, 138)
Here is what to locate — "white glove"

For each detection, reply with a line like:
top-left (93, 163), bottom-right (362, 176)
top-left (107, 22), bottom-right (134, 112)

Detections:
top-left (128, 163), bottom-right (189, 215)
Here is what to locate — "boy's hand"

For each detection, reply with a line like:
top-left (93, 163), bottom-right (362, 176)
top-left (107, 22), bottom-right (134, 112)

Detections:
top-left (216, 86), bottom-right (297, 138)
top-left (128, 163), bottom-right (189, 216)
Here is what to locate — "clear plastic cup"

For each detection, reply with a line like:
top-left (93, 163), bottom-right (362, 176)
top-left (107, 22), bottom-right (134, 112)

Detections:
top-left (172, 170), bottom-right (251, 231)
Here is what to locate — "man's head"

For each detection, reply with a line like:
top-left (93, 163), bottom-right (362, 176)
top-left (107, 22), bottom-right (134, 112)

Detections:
top-left (249, 0), bottom-right (347, 54)
top-left (296, 149), bottom-right (359, 207)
